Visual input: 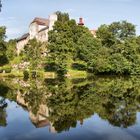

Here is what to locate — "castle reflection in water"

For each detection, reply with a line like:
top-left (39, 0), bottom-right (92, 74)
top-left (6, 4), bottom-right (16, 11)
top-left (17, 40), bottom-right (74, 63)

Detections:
top-left (0, 76), bottom-right (140, 133)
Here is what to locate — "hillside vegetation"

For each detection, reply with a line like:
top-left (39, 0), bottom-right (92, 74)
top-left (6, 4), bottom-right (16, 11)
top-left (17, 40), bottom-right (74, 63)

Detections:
top-left (1, 12), bottom-right (140, 77)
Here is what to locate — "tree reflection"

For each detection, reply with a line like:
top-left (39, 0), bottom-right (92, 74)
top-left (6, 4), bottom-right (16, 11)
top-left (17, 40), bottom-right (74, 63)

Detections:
top-left (0, 76), bottom-right (140, 132)
top-left (45, 76), bottom-right (140, 131)
top-left (0, 83), bottom-right (9, 127)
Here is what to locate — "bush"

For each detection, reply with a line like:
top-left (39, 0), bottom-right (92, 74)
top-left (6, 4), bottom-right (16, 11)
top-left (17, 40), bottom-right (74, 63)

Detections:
top-left (0, 55), bottom-right (9, 66)
top-left (23, 70), bottom-right (29, 79)
top-left (36, 71), bottom-right (44, 77)
top-left (3, 66), bottom-right (12, 73)
top-left (31, 70), bottom-right (37, 78)
top-left (0, 68), bottom-right (3, 73)
top-left (5, 69), bottom-right (11, 73)
top-left (72, 63), bottom-right (87, 71)
top-left (44, 63), bottom-right (58, 72)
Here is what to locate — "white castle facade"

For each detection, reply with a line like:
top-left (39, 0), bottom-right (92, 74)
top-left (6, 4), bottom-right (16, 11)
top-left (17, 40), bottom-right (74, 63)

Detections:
top-left (16, 13), bottom-right (58, 55)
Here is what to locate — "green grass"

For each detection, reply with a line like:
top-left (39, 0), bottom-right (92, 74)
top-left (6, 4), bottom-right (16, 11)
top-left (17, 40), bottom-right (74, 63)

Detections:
top-left (0, 68), bottom-right (87, 79)
top-left (0, 71), bottom-right (24, 77)
top-left (67, 69), bottom-right (87, 78)
top-left (44, 72), bottom-right (56, 78)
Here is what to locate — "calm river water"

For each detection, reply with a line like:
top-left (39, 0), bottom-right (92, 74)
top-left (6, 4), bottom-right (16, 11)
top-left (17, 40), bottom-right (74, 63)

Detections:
top-left (0, 76), bottom-right (140, 140)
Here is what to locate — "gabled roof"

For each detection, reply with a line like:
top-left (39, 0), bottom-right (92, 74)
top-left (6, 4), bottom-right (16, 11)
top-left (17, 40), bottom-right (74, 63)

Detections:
top-left (17, 33), bottom-right (29, 42)
top-left (38, 27), bottom-right (49, 33)
top-left (34, 119), bottom-right (50, 128)
top-left (31, 17), bottom-right (49, 26)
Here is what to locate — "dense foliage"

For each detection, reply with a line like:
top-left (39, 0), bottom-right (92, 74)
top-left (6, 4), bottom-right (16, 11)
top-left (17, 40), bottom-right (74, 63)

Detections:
top-left (1, 12), bottom-right (140, 76)
top-left (24, 39), bottom-right (44, 70)
top-left (0, 26), bottom-right (16, 69)
top-left (48, 12), bottom-right (140, 75)
top-left (1, 76), bottom-right (140, 130)
top-left (47, 11), bottom-right (93, 75)
top-left (6, 39), bottom-right (17, 61)
top-left (90, 21), bottom-right (140, 74)
top-left (0, 26), bottom-right (8, 66)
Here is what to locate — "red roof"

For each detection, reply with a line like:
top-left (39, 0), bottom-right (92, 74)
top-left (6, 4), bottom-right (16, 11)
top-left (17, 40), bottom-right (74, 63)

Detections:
top-left (34, 119), bottom-right (50, 128)
top-left (38, 27), bottom-right (49, 33)
top-left (17, 33), bottom-right (29, 42)
top-left (31, 17), bottom-right (49, 26)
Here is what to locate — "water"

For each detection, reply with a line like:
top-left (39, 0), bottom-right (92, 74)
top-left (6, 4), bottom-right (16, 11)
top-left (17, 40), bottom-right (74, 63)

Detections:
top-left (0, 76), bottom-right (140, 140)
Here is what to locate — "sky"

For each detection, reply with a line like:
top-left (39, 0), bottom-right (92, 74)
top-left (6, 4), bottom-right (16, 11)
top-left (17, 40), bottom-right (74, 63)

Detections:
top-left (0, 0), bottom-right (140, 40)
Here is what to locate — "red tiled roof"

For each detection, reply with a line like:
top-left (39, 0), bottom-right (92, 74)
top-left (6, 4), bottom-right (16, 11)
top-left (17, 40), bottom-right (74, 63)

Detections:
top-left (17, 33), bottom-right (29, 42)
top-left (31, 17), bottom-right (49, 26)
top-left (34, 119), bottom-right (50, 128)
top-left (38, 27), bottom-right (49, 33)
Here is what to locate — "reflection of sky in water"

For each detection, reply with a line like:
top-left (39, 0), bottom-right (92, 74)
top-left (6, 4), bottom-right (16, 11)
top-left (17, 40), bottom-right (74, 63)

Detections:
top-left (0, 100), bottom-right (140, 140)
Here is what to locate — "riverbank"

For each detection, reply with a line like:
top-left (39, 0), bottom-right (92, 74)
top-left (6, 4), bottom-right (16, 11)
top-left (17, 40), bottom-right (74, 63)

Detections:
top-left (0, 70), bottom-right (88, 79)
top-left (0, 71), bottom-right (23, 77)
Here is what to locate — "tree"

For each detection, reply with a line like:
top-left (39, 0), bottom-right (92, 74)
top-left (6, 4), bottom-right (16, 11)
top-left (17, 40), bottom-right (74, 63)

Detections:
top-left (0, 26), bottom-right (8, 66)
top-left (6, 39), bottom-right (17, 61)
top-left (0, 0), bottom-right (2, 12)
top-left (109, 21), bottom-right (136, 41)
top-left (89, 21), bottom-right (139, 75)
top-left (48, 12), bottom-right (96, 75)
top-left (48, 12), bottom-right (77, 75)
top-left (96, 24), bottom-right (116, 47)
top-left (24, 39), bottom-right (46, 70)
top-left (96, 21), bottom-right (136, 47)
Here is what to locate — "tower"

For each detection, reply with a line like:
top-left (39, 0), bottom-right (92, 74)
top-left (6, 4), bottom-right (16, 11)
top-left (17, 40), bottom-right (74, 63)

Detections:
top-left (49, 13), bottom-right (58, 31)
top-left (78, 17), bottom-right (84, 26)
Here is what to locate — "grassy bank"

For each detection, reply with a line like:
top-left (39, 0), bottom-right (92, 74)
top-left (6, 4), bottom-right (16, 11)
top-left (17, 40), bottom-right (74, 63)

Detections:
top-left (0, 69), bottom-right (88, 79)
top-left (66, 70), bottom-right (87, 79)
top-left (44, 72), bottom-right (56, 78)
top-left (0, 71), bottom-right (24, 77)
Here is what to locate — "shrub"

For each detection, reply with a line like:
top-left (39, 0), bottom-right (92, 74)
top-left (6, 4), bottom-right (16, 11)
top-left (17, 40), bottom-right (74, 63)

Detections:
top-left (31, 70), bottom-right (37, 78)
top-left (0, 68), bottom-right (3, 73)
top-left (3, 66), bottom-right (12, 73)
top-left (23, 70), bottom-right (29, 79)
top-left (72, 63), bottom-right (87, 71)
top-left (44, 63), bottom-right (58, 72)
top-left (36, 71), bottom-right (44, 77)
top-left (0, 55), bottom-right (9, 66)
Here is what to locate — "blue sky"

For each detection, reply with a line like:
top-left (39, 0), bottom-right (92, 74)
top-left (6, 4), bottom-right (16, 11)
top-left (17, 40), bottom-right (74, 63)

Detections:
top-left (0, 0), bottom-right (140, 40)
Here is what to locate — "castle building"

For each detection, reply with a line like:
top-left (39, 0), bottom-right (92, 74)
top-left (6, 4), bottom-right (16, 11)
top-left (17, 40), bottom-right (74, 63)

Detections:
top-left (16, 13), bottom-right (58, 55)
top-left (16, 89), bottom-right (57, 133)
top-left (16, 14), bottom-right (96, 55)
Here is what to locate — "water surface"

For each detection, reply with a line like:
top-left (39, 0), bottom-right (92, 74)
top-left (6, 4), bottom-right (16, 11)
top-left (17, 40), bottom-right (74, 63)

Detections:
top-left (0, 76), bottom-right (140, 140)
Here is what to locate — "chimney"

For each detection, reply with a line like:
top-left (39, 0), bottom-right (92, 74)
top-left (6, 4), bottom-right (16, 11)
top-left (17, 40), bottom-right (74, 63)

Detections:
top-left (78, 17), bottom-right (84, 26)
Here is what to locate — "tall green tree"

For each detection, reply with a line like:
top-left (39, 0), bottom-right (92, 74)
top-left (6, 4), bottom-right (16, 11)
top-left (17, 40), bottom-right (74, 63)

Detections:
top-left (6, 39), bottom-right (16, 61)
top-left (24, 39), bottom-right (46, 70)
top-left (48, 12), bottom-right (76, 75)
top-left (48, 12), bottom-right (96, 75)
top-left (88, 21), bottom-right (139, 74)
top-left (97, 21), bottom-right (136, 44)
top-left (0, 26), bottom-right (8, 66)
